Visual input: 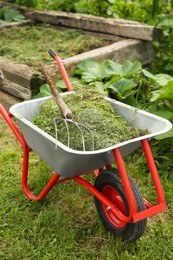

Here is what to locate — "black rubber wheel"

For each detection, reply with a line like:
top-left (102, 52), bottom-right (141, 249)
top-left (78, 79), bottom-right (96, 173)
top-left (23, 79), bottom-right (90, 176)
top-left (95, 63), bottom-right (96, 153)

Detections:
top-left (94, 168), bottom-right (147, 241)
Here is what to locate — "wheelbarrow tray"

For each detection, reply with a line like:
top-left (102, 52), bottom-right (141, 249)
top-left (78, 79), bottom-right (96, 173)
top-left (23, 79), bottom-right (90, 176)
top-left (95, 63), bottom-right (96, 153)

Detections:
top-left (9, 93), bottom-right (172, 177)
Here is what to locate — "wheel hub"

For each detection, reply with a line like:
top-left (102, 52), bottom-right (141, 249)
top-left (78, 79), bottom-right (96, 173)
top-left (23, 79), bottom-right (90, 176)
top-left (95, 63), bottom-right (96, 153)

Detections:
top-left (102, 185), bottom-right (127, 228)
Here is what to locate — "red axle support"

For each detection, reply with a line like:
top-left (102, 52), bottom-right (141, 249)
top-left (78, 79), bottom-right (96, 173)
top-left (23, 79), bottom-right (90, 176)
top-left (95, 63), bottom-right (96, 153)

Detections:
top-left (72, 175), bottom-right (134, 223)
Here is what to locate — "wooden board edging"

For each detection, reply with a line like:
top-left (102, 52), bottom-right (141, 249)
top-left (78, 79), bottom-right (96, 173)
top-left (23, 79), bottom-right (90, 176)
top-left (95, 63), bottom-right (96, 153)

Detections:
top-left (46, 39), bottom-right (154, 78)
top-left (25, 9), bottom-right (162, 41)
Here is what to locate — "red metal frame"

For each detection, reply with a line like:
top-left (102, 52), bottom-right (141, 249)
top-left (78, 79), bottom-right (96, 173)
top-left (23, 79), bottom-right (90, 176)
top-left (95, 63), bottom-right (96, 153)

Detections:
top-left (0, 102), bottom-right (166, 223)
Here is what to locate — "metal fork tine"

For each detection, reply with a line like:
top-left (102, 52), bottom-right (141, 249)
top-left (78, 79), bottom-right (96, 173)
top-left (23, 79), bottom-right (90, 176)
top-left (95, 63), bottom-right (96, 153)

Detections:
top-left (53, 117), bottom-right (94, 151)
top-left (71, 120), bottom-right (86, 151)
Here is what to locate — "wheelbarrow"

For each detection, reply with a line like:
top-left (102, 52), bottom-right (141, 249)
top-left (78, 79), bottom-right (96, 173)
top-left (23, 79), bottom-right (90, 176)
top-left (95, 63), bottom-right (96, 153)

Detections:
top-left (0, 52), bottom-right (172, 242)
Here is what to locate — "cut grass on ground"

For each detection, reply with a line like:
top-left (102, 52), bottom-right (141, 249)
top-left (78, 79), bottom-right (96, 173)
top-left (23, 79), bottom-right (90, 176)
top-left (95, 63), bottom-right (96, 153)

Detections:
top-left (0, 115), bottom-right (173, 259)
top-left (0, 25), bottom-right (109, 66)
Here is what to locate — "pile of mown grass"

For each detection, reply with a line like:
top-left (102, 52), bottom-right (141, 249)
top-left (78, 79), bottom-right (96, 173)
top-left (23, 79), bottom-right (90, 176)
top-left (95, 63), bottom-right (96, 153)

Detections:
top-left (33, 88), bottom-right (147, 151)
top-left (0, 25), bottom-right (109, 66)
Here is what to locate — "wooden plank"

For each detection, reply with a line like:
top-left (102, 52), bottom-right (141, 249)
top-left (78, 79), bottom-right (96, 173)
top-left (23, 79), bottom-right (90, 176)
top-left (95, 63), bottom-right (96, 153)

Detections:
top-left (45, 39), bottom-right (154, 79)
top-left (0, 20), bottom-right (32, 30)
top-left (0, 58), bottom-right (44, 89)
top-left (0, 80), bottom-right (34, 100)
top-left (25, 10), bottom-right (162, 41)
top-left (0, 1), bottom-right (162, 41)
top-left (0, 38), bottom-right (153, 89)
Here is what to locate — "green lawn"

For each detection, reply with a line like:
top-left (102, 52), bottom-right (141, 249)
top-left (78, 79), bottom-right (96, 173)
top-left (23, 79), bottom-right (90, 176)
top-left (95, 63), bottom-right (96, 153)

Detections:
top-left (0, 115), bottom-right (173, 260)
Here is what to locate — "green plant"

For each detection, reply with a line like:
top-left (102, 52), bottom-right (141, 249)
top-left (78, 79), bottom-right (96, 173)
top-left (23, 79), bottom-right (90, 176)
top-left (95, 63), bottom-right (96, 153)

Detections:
top-left (151, 13), bottom-right (173, 76)
top-left (141, 70), bottom-right (173, 139)
top-left (75, 59), bottom-right (142, 105)
top-left (74, 0), bottom-right (109, 16)
top-left (2, 0), bottom-right (36, 7)
top-left (74, 57), bottom-right (173, 173)
top-left (0, 6), bottom-right (25, 23)
top-left (106, 0), bottom-right (172, 23)
top-left (75, 58), bottom-right (173, 119)
top-left (34, 0), bottom-right (77, 12)
top-left (32, 78), bottom-right (81, 99)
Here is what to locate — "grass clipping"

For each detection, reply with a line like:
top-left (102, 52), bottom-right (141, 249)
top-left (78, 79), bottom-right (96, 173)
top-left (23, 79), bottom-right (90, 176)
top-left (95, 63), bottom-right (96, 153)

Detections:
top-left (33, 88), bottom-right (147, 151)
top-left (0, 26), bottom-right (108, 66)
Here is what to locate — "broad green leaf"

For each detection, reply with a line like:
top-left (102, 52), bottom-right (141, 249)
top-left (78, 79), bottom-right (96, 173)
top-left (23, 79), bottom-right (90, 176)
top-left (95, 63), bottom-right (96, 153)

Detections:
top-left (102, 60), bottom-right (123, 76)
top-left (111, 78), bottom-right (136, 93)
top-left (70, 77), bottom-right (82, 89)
top-left (121, 60), bottom-right (142, 76)
top-left (159, 81), bottom-right (173, 100)
top-left (75, 58), bottom-right (100, 75)
top-left (165, 63), bottom-right (173, 71)
top-left (32, 84), bottom-right (51, 99)
top-left (75, 58), bottom-right (104, 82)
top-left (154, 74), bottom-right (173, 86)
top-left (89, 81), bottom-right (108, 96)
top-left (81, 70), bottom-right (101, 82)
top-left (142, 69), bottom-right (156, 80)
top-left (39, 84), bottom-right (52, 95)
top-left (150, 90), bottom-right (161, 102)
top-left (143, 70), bottom-right (173, 87)
top-left (153, 110), bottom-right (173, 121)
top-left (56, 80), bottom-right (67, 90)
top-left (104, 76), bottom-right (121, 87)
top-left (158, 15), bottom-right (173, 28)
top-left (4, 8), bottom-right (25, 22)
top-left (108, 78), bottom-right (136, 99)
top-left (122, 96), bottom-right (141, 107)
top-left (55, 77), bottom-right (80, 91)
top-left (32, 92), bottom-right (45, 99)
top-left (108, 86), bottom-right (135, 100)
top-left (152, 109), bottom-right (173, 140)
top-left (155, 127), bottom-right (173, 140)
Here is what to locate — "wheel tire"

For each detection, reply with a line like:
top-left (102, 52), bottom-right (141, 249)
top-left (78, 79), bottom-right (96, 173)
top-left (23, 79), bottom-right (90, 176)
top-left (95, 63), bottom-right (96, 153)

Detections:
top-left (94, 168), bottom-right (147, 241)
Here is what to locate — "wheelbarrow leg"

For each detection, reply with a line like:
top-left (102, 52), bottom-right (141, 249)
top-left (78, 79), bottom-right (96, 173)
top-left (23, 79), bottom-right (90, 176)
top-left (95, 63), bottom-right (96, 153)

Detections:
top-left (1, 104), bottom-right (60, 201)
top-left (22, 146), bottom-right (60, 201)
top-left (132, 139), bottom-right (166, 222)
top-left (141, 139), bottom-right (165, 204)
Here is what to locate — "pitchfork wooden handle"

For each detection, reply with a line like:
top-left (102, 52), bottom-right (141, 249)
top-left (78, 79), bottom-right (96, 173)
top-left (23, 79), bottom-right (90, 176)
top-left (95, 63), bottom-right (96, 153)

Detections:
top-left (40, 64), bottom-right (73, 119)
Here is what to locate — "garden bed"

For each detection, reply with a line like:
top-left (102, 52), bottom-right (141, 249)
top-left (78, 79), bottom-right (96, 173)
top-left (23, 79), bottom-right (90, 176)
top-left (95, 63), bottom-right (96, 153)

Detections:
top-left (0, 25), bottom-right (110, 66)
top-left (0, 1), bottom-right (161, 101)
